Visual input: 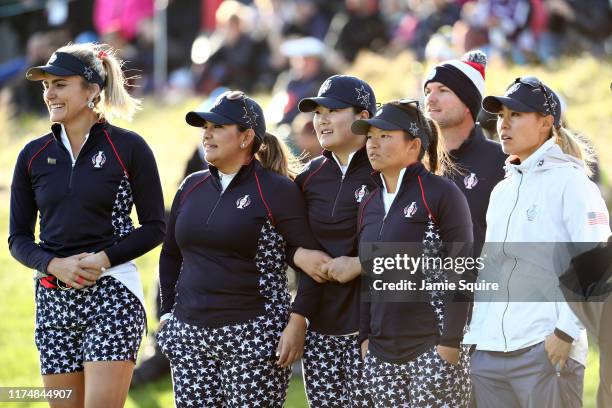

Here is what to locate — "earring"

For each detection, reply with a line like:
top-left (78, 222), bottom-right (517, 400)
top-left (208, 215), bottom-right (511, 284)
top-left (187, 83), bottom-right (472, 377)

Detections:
top-left (240, 143), bottom-right (245, 149)
top-left (87, 100), bottom-right (94, 109)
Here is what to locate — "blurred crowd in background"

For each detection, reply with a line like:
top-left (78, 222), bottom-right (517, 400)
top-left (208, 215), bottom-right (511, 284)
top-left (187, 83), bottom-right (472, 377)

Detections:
top-left (1, 0), bottom-right (611, 136)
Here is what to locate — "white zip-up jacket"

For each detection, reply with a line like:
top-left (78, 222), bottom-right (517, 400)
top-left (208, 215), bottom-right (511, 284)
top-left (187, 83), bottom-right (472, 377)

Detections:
top-left (463, 139), bottom-right (610, 365)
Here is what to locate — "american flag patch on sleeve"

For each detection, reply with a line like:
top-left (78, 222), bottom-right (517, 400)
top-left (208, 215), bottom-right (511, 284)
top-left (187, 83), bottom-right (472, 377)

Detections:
top-left (587, 212), bottom-right (609, 225)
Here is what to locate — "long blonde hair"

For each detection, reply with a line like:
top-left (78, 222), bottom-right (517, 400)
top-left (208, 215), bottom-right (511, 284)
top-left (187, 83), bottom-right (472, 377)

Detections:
top-left (56, 43), bottom-right (141, 121)
top-left (552, 125), bottom-right (596, 176)
top-left (250, 132), bottom-right (303, 180)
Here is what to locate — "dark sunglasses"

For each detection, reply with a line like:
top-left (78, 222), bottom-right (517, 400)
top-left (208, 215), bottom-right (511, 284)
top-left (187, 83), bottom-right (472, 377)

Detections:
top-left (511, 77), bottom-right (558, 116)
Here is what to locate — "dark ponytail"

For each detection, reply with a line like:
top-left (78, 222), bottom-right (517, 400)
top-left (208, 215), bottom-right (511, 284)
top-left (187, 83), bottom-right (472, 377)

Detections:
top-left (389, 101), bottom-right (457, 176)
top-left (252, 132), bottom-right (303, 179)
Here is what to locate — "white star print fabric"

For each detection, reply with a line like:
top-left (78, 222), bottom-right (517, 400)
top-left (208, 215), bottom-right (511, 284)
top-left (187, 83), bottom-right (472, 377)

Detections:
top-left (302, 331), bottom-right (372, 407)
top-left (35, 276), bottom-right (145, 375)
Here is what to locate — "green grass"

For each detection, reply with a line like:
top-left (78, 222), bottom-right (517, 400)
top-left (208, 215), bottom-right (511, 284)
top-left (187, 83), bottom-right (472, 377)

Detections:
top-left (1, 54), bottom-right (611, 406)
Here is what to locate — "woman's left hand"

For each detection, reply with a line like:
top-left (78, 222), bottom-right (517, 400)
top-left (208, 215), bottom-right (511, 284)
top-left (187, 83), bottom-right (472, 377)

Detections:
top-left (78, 251), bottom-right (111, 274)
top-left (276, 313), bottom-right (307, 368)
top-left (436, 345), bottom-right (460, 365)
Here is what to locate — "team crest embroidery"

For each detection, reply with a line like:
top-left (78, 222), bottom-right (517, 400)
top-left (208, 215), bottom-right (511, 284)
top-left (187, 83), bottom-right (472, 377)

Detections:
top-left (355, 185), bottom-right (368, 203)
top-left (527, 204), bottom-right (538, 221)
top-left (92, 151), bottom-right (106, 168)
top-left (355, 85), bottom-right (370, 108)
top-left (507, 83), bottom-right (521, 95)
top-left (464, 172), bottom-right (478, 189)
top-left (236, 194), bottom-right (251, 209)
top-left (404, 202), bottom-right (418, 218)
top-left (83, 66), bottom-right (94, 81)
top-left (319, 79), bottom-right (332, 95)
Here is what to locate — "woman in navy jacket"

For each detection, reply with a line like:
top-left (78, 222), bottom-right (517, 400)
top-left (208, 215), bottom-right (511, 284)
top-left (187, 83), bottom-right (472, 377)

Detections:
top-left (157, 91), bottom-right (321, 407)
top-left (354, 100), bottom-right (473, 407)
top-left (8, 43), bottom-right (165, 407)
top-left (292, 74), bottom-right (377, 407)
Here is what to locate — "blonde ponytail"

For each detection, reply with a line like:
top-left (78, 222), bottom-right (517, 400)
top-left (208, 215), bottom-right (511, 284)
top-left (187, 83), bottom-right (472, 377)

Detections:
top-left (55, 42), bottom-right (141, 121)
top-left (255, 133), bottom-right (303, 179)
top-left (553, 126), bottom-right (596, 176)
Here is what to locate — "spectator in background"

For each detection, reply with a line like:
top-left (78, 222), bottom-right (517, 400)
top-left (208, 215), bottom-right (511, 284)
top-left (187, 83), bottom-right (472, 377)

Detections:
top-left (194, 1), bottom-right (259, 94)
top-left (410, 0), bottom-right (462, 61)
top-left (270, 37), bottom-right (335, 125)
top-left (328, 0), bottom-right (389, 62)
top-left (282, 0), bottom-right (331, 40)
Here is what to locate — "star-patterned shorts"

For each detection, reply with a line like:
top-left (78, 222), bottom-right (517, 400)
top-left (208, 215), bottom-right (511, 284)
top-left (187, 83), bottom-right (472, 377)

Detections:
top-left (35, 276), bottom-right (145, 375)
top-left (302, 331), bottom-right (372, 407)
top-left (363, 345), bottom-right (471, 408)
top-left (158, 311), bottom-right (292, 408)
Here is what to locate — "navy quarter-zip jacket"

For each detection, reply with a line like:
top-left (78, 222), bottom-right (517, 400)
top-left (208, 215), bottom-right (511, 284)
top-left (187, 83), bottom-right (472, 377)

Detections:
top-left (358, 162), bottom-right (473, 363)
top-left (295, 147), bottom-right (378, 335)
top-left (159, 159), bottom-right (321, 327)
top-left (9, 122), bottom-right (165, 274)
top-left (448, 126), bottom-right (506, 255)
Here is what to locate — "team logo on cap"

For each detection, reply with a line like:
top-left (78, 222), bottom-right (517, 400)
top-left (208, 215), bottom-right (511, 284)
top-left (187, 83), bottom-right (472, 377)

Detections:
top-left (409, 122), bottom-right (420, 136)
top-left (355, 85), bottom-right (371, 108)
top-left (236, 194), bottom-right (251, 209)
top-left (48, 54), bottom-right (58, 64)
top-left (507, 83), bottom-right (521, 95)
top-left (464, 173), bottom-right (478, 189)
top-left (92, 151), bottom-right (106, 168)
top-left (404, 202), bottom-right (418, 218)
top-left (355, 185), bottom-right (369, 203)
top-left (319, 79), bottom-right (332, 95)
top-left (242, 106), bottom-right (258, 128)
top-left (83, 66), bottom-right (94, 81)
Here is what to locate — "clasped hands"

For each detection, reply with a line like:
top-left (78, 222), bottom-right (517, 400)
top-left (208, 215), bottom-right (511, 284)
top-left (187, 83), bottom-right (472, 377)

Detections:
top-left (46, 251), bottom-right (111, 289)
top-left (293, 248), bottom-right (361, 284)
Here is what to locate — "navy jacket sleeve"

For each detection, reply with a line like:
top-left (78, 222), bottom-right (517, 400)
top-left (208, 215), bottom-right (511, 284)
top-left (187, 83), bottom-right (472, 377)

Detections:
top-left (266, 176), bottom-right (322, 320)
top-left (436, 182), bottom-right (474, 347)
top-left (104, 134), bottom-right (165, 266)
top-left (8, 144), bottom-right (56, 273)
top-left (158, 178), bottom-right (187, 316)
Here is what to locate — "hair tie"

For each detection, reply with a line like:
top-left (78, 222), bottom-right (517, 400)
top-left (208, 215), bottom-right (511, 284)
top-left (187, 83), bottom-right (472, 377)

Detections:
top-left (97, 50), bottom-right (108, 60)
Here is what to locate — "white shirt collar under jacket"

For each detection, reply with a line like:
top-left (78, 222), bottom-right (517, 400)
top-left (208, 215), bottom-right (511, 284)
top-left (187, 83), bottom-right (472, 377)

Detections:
top-left (60, 124), bottom-right (89, 166)
top-left (380, 167), bottom-right (407, 215)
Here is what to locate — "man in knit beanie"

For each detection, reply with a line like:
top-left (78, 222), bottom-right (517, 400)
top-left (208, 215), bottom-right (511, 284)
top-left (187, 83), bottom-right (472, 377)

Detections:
top-left (424, 50), bottom-right (506, 256)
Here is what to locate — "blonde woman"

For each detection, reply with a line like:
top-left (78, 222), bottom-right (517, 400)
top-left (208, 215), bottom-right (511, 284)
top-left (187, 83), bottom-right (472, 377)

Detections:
top-left (9, 43), bottom-right (165, 407)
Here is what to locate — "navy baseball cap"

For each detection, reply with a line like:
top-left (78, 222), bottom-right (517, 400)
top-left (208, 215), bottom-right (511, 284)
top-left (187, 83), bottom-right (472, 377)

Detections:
top-left (352, 101), bottom-right (430, 150)
top-left (298, 75), bottom-right (376, 115)
top-left (482, 76), bottom-right (561, 126)
top-left (26, 52), bottom-right (105, 88)
top-left (186, 91), bottom-right (266, 141)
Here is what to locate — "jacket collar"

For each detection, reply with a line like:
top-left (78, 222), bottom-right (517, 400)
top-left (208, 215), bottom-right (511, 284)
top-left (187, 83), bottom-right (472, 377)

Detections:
top-left (506, 138), bottom-right (585, 175)
top-left (208, 156), bottom-right (259, 191)
top-left (449, 125), bottom-right (485, 157)
top-left (51, 118), bottom-right (108, 142)
top-left (371, 161), bottom-right (428, 192)
top-left (322, 146), bottom-right (369, 173)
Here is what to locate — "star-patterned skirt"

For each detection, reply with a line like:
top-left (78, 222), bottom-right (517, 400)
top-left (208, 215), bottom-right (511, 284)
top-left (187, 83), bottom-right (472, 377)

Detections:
top-left (158, 310), bottom-right (291, 408)
top-left (35, 276), bottom-right (146, 375)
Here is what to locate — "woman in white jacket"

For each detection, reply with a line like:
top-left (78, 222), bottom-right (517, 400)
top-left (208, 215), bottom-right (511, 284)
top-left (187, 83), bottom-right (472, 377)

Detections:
top-left (463, 76), bottom-right (610, 408)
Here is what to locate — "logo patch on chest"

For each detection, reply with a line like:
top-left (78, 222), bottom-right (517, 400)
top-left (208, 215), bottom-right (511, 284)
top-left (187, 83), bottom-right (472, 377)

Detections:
top-left (92, 151), bottom-right (106, 168)
top-left (526, 204), bottom-right (538, 221)
top-left (464, 172), bottom-right (478, 189)
top-left (354, 185), bottom-right (369, 203)
top-left (404, 202), bottom-right (418, 218)
top-left (236, 194), bottom-right (251, 209)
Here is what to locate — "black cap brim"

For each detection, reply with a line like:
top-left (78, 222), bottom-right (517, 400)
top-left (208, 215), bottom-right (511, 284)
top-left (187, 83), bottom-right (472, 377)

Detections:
top-left (185, 111), bottom-right (237, 128)
top-left (298, 97), bottom-right (352, 113)
top-left (351, 118), bottom-right (402, 135)
top-left (482, 95), bottom-right (539, 114)
top-left (26, 65), bottom-right (79, 81)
